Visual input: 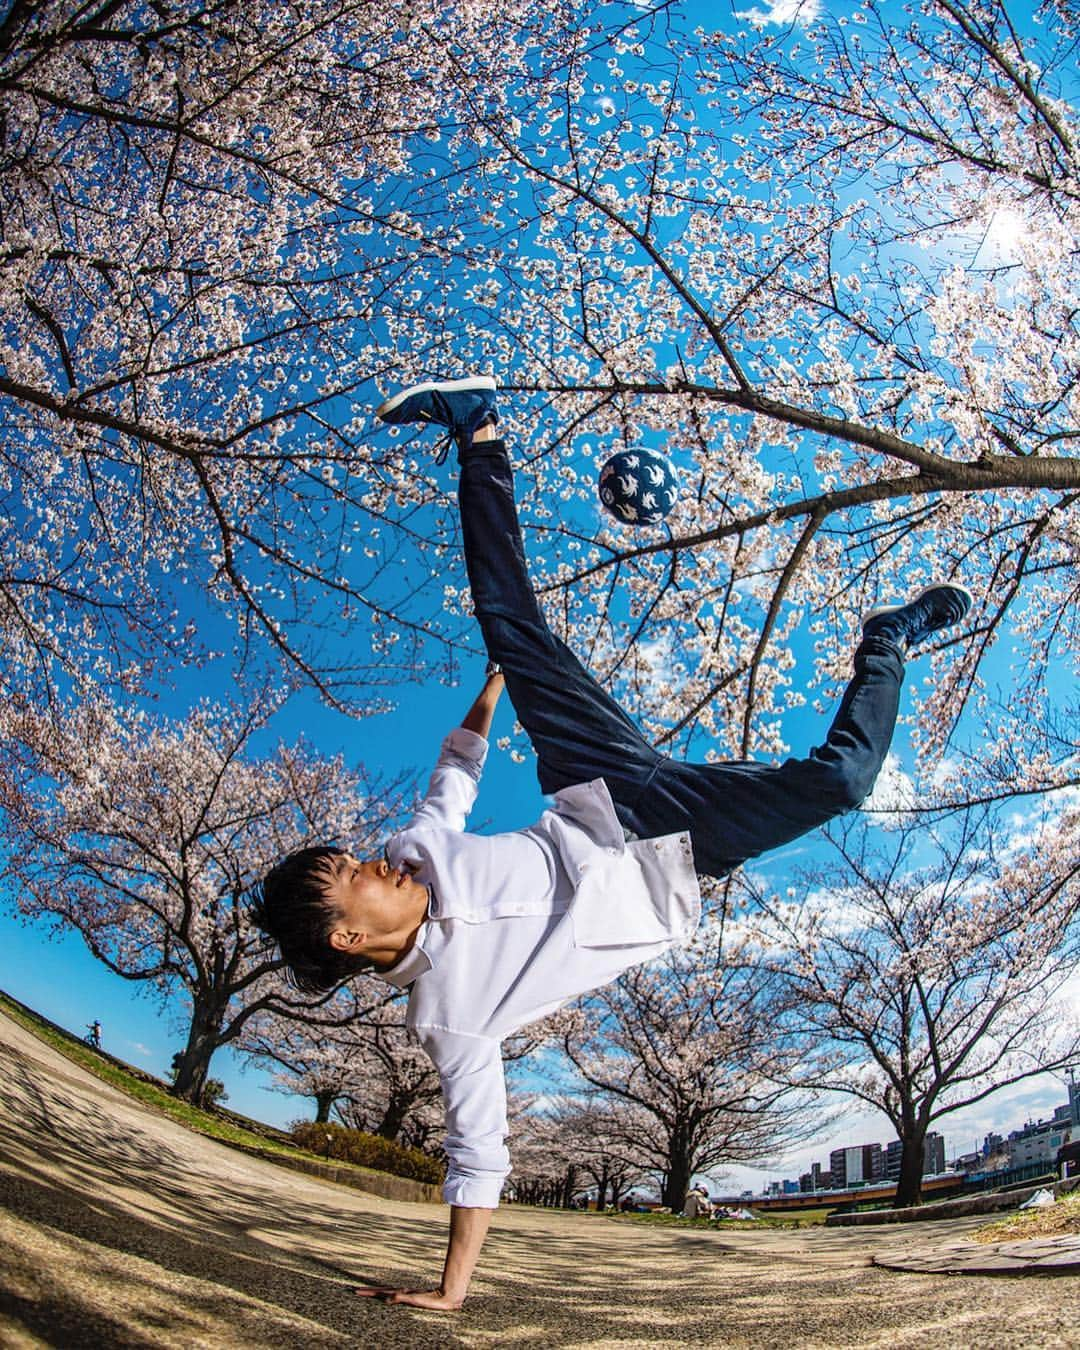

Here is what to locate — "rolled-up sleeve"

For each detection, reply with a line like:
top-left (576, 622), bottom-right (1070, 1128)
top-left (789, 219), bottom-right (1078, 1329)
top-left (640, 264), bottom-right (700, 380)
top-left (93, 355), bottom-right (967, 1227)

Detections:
top-left (417, 1025), bottom-right (508, 1208)
top-left (404, 728), bottom-right (489, 834)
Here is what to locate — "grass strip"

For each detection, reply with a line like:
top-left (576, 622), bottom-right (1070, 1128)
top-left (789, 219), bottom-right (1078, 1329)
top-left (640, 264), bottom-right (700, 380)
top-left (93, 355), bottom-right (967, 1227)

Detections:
top-left (0, 991), bottom-right (383, 1176)
top-left (604, 1206), bottom-right (828, 1230)
top-left (974, 1192), bottom-right (1080, 1244)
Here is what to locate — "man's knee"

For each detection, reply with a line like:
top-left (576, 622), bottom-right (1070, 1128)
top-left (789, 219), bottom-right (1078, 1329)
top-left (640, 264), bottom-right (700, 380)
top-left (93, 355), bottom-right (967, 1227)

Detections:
top-left (822, 756), bottom-right (880, 811)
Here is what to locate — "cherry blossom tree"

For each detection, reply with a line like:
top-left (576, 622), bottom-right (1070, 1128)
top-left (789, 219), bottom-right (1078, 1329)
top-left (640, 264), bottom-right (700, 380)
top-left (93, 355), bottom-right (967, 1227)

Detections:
top-left (2, 2), bottom-right (1075, 1168)
top-left (0, 689), bottom-right (411, 1102)
top-left (238, 982), bottom-right (447, 1144)
top-left (243, 984), bottom-right (544, 1149)
top-left (3, 0), bottom-right (1074, 796)
top-left (559, 927), bottom-right (820, 1210)
top-left (327, 997), bottom-right (448, 1148)
top-left (236, 985), bottom-right (397, 1124)
top-left (745, 794), bottom-right (1080, 1207)
top-left (542, 1098), bottom-right (649, 1210)
top-left (503, 1097), bottom-right (584, 1208)
top-left (0, 0), bottom-right (598, 706)
top-left (406, 0), bottom-right (1078, 797)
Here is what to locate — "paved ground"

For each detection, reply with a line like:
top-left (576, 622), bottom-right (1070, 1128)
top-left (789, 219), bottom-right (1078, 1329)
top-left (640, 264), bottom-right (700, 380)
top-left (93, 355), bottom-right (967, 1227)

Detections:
top-left (875, 1234), bottom-right (1080, 1275)
top-left (2, 1009), bottom-right (1078, 1349)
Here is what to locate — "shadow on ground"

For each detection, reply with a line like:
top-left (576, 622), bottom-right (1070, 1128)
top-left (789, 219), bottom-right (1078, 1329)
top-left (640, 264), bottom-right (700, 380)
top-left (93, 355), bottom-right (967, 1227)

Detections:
top-left (2, 1013), bottom-right (1077, 1349)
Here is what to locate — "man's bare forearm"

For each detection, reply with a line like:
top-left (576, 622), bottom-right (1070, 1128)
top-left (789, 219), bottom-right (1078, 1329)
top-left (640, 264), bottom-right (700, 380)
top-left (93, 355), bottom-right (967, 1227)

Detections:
top-left (461, 669), bottom-right (504, 739)
top-left (441, 1204), bottom-right (494, 1304)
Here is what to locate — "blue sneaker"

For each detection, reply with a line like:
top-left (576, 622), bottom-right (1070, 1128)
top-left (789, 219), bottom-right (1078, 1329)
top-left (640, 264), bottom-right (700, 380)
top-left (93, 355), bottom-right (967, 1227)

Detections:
top-left (376, 376), bottom-right (498, 459)
top-left (862, 583), bottom-right (973, 653)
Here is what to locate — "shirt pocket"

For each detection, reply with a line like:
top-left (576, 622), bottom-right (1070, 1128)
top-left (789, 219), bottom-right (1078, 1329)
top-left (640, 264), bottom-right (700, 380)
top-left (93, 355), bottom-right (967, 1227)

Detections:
top-left (567, 852), bottom-right (672, 947)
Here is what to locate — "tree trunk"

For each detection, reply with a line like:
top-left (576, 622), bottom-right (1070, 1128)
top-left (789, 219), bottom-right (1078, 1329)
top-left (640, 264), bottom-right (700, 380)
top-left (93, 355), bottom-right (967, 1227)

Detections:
top-left (893, 1127), bottom-right (928, 1209)
top-left (596, 1164), bottom-right (610, 1212)
top-left (170, 1000), bottom-right (224, 1104)
top-left (375, 1090), bottom-right (410, 1142)
top-left (663, 1127), bottom-right (692, 1211)
top-left (314, 1090), bottom-right (337, 1123)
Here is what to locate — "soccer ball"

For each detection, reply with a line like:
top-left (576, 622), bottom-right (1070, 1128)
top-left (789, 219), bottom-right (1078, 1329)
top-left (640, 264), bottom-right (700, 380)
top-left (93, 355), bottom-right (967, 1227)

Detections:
top-left (598, 448), bottom-right (679, 526)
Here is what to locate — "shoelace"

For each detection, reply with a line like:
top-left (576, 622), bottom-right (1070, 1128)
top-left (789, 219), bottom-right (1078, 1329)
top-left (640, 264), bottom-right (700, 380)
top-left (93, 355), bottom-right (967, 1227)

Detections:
top-left (431, 390), bottom-right (458, 464)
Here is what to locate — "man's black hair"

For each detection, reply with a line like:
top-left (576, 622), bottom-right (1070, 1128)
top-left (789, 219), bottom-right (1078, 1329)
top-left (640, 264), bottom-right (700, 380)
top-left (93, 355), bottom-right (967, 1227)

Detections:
top-left (250, 845), bottom-right (374, 994)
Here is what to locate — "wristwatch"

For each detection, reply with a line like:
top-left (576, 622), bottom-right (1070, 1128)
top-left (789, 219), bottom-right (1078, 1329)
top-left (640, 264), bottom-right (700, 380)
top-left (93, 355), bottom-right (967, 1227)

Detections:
top-left (485, 660), bottom-right (503, 677)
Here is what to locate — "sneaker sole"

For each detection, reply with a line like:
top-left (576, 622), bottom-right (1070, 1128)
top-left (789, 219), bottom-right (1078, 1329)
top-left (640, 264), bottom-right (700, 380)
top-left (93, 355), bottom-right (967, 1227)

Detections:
top-left (376, 376), bottom-right (497, 420)
top-left (863, 583), bottom-right (973, 626)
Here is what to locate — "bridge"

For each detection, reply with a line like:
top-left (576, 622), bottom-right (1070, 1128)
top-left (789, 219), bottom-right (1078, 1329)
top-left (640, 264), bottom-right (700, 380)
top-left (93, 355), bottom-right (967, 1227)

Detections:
top-left (713, 1173), bottom-right (965, 1213)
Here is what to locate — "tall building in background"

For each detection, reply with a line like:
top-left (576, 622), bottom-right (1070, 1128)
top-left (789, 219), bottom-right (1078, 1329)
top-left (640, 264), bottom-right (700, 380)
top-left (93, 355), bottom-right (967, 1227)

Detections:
top-left (885, 1132), bottom-right (945, 1181)
top-left (830, 1142), bottom-right (884, 1189)
top-left (1003, 1079), bottom-right (1078, 1169)
top-left (924, 1131), bottom-right (946, 1176)
top-left (799, 1162), bottom-right (827, 1192)
top-left (1007, 1111), bottom-right (1075, 1168)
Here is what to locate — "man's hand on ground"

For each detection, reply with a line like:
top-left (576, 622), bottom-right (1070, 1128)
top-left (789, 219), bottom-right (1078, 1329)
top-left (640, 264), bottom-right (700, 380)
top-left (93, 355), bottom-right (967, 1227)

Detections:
top-left (355, 1285), bottom-right (463, 1311)
top-left (355, 1205), bottom-right (491, 1313)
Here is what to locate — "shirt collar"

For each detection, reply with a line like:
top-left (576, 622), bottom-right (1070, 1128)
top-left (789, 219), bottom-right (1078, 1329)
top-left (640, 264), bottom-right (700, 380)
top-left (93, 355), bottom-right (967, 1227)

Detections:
top-left (375, 923), bottom-right (433, 990)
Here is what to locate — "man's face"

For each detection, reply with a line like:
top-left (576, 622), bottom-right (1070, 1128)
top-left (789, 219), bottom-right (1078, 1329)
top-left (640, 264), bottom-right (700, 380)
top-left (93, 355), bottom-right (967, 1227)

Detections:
top-left (321, 853), bottom-right (425, 953)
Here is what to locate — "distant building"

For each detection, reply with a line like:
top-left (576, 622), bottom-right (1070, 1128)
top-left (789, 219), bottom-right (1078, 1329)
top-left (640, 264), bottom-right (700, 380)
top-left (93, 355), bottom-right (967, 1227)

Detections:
top-left (981, 1131), bottom-right (1004, 1159)
top-left (799, 1162), bottom-right (828, 1193)
top-left (925, 1131), bottom-right (946, 1176)
top-left (885, 1132), bottom-right (945, 1180)
top-left (805, 1080), bottom-right (1079, 1197)
top-left (830, 1142), bottom-right (884, 1189)
top-left (1004, 1079), bottom-right (1078, 1169)
top-left (1007, 1116), bottom-right (1074, 1169)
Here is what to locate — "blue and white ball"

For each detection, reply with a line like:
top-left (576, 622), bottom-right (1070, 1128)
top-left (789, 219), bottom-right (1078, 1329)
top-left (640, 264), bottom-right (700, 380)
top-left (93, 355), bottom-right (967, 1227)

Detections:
top-left (598, 448), bottom-right (679, 526)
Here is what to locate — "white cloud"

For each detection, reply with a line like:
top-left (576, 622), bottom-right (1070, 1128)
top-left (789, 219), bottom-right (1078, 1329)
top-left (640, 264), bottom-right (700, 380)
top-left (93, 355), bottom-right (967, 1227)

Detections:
top-left (636, 633), bottom-right (677, 686)
top-left (735, 0), bottom-right (824, 28)
top-left (860, 750), bottom-right (918, 829)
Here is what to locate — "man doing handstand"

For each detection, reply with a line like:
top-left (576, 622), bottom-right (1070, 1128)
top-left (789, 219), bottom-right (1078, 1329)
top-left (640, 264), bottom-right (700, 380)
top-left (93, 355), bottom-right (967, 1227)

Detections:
top-left (255, 377), bottom-right (972, 1310)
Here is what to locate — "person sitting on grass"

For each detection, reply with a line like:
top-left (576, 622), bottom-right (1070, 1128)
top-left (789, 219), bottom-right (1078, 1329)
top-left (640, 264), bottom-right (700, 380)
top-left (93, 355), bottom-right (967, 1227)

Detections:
top-left (253, 376), bottom-right (972, 1312)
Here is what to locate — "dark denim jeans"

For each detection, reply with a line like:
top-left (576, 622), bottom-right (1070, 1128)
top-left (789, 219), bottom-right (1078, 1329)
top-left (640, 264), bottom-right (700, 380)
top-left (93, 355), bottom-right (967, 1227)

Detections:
top-left (458, 440), bottom-right (904, 878)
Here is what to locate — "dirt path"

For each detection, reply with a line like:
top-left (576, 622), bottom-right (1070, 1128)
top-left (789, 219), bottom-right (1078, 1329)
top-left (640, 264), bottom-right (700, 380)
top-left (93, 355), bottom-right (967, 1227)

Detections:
top-left (1, 1009), bottom-right (1076, 1349)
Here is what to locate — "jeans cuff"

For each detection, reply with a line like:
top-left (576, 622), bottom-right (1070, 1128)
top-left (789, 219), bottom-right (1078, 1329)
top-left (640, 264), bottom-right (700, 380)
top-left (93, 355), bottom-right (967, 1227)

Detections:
top-left (855, 634), bottom-right (906, 671)
top-left (459, 437), bottom-right (508, 461)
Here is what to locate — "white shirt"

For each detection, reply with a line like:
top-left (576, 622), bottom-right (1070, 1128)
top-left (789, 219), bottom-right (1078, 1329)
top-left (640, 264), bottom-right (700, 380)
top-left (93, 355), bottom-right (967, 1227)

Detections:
top-left (377, 727), bottom-right (701, 1208)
